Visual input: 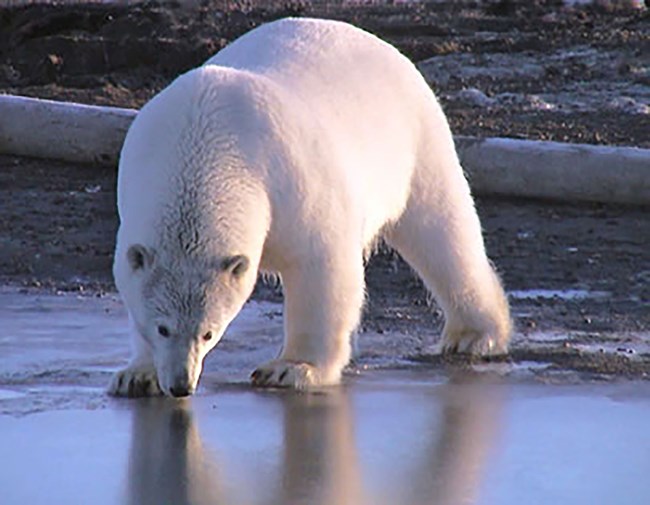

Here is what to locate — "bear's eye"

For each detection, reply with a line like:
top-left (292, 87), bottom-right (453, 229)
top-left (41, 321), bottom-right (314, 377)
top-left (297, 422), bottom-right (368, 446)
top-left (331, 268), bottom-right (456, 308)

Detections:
top-left (202, 331), bottom-right (213, 342)
top-left (158, 325), bottom-right (170, 338)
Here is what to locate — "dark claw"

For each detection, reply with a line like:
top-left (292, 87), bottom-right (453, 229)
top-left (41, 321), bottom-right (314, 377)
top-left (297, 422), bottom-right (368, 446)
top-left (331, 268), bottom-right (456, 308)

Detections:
top-left (116, 375), bottom-right (125, 394)
top-left (134, 378), bottom-right (146, 397)
top-left (251, 369), bottom-right (273, 386)
top-left (278, 370), bottom-right (288, 382)
top-left (128, 377), bottom-right (149, 397)
top-left (128, 377), bottom-right (137, 398)
top-left (442, 343), bottom-right (459, 355)
top-left (258, 371), bottom-right (273, 384)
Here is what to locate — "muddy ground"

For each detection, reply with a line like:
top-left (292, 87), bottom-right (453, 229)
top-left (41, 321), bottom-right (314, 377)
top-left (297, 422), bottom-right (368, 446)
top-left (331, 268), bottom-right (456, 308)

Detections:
top-left (0, 1), bottom-right (648, 380)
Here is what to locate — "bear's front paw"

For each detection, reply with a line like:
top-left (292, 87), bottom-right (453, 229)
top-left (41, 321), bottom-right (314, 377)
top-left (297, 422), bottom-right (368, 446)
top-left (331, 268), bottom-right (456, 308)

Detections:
top-left (251, 360), bottom-right (323, 389)
top-left (108, 364), bottom-right (163, 397)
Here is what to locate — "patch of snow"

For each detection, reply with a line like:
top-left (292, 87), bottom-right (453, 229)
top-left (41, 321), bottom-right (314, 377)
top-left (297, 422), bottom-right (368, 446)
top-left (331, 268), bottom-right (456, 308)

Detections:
top-left (495, 93), bottom-right (557, 111)
top-left (0, 389), bottom-right (26, 400)
top-left (454, 88), bottom-right (496, 107)
top-left (508, 289), bottom-right (609, 301)
top-left (606, 97), bottom-right (650, 115)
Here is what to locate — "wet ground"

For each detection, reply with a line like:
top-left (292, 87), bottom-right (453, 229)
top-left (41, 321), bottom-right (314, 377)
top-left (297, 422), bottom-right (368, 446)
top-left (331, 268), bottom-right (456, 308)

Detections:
top-left (2, 289), bottom-right (650, 505)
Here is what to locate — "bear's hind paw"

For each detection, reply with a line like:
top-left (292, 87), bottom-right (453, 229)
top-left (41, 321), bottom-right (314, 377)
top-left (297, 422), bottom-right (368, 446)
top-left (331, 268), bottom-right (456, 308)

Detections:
top-left (108, 364), bottom-right (162, 397)
top-left (441, 331), bottom-right (508, 357)
top-left (251, 360), bottom-right (326, 390)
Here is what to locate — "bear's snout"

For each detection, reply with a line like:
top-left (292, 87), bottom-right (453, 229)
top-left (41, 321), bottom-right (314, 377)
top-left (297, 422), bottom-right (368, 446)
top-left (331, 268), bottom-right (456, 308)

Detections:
top-left (168, 374), bottom-right (194, 397)
top-left (156, 347), bottom-right (204, 397)
top-left (160, 365), bottom-right (198, 397)
top-left (169, 383), bottom-right (193, 398)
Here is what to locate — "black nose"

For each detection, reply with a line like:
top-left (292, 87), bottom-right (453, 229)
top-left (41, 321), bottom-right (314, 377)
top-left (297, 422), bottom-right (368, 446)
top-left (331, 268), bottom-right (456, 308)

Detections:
top-left (169, 385), bottom-right (191, 397)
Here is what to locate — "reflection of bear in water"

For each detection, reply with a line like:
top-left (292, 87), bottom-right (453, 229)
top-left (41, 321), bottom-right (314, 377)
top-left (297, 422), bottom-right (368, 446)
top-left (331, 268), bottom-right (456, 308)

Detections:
top-left (126, 377), bottom-right (502, 505)
top-left (127, 400), bottom-right (223, 505)
top-left (109, 17), bottom-right (511, 397)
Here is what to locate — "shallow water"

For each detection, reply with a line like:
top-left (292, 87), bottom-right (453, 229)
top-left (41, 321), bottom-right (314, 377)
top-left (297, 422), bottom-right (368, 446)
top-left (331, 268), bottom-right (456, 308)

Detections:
top-left (1, 289), bottom-right (650, 505)
top-left (2, 378), bottom-right (650, 505)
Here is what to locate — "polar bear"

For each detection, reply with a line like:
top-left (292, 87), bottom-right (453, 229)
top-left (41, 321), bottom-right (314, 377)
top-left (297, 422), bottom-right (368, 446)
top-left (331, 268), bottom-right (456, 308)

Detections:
top-left (108, 17), bottom-right (511, 397)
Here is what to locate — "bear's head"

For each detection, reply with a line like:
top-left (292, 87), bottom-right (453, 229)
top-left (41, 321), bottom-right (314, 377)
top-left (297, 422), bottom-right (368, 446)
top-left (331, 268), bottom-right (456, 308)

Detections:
top-left (118, 243), bottom-right (256, 397)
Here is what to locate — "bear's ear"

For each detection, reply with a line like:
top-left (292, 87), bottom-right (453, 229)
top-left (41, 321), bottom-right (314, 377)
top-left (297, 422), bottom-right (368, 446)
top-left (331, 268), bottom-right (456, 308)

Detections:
top-left (127, 244), bottom-right (154, 272)
top-left (221, 254), bottom-right (250, 278)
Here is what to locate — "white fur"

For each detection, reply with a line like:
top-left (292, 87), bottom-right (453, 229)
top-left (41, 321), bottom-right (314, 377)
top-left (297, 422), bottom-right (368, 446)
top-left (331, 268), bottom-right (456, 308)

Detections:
top-left (108, 18), bottom-right (511, 397)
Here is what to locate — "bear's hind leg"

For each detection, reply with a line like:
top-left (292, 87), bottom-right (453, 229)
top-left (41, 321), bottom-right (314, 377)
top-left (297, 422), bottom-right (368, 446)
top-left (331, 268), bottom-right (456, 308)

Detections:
top-left (252, 247), bottom-right (365, 389)
top-left (386, 175), bottom-right (511, 355)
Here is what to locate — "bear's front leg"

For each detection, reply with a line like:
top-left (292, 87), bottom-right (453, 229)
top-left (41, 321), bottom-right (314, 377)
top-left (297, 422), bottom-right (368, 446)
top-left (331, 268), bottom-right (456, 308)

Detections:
top-left (252, 252), bottom-right (365, 389)
top-left (108, 330), bottom-right (162, 397)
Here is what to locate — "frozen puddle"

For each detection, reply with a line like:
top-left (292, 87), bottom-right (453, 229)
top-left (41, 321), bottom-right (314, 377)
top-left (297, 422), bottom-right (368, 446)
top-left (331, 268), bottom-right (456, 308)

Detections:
top-left (2, 288), bottom-right (650, 504)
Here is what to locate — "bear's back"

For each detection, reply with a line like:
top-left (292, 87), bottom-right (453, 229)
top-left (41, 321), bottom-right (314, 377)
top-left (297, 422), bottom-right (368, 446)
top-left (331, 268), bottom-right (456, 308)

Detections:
top-left (205, 18), bottom-right (431, 116)
top-left (205, 17), bottom-right (437, 236)
top-left (208, 18), bottom-right (399, 76)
